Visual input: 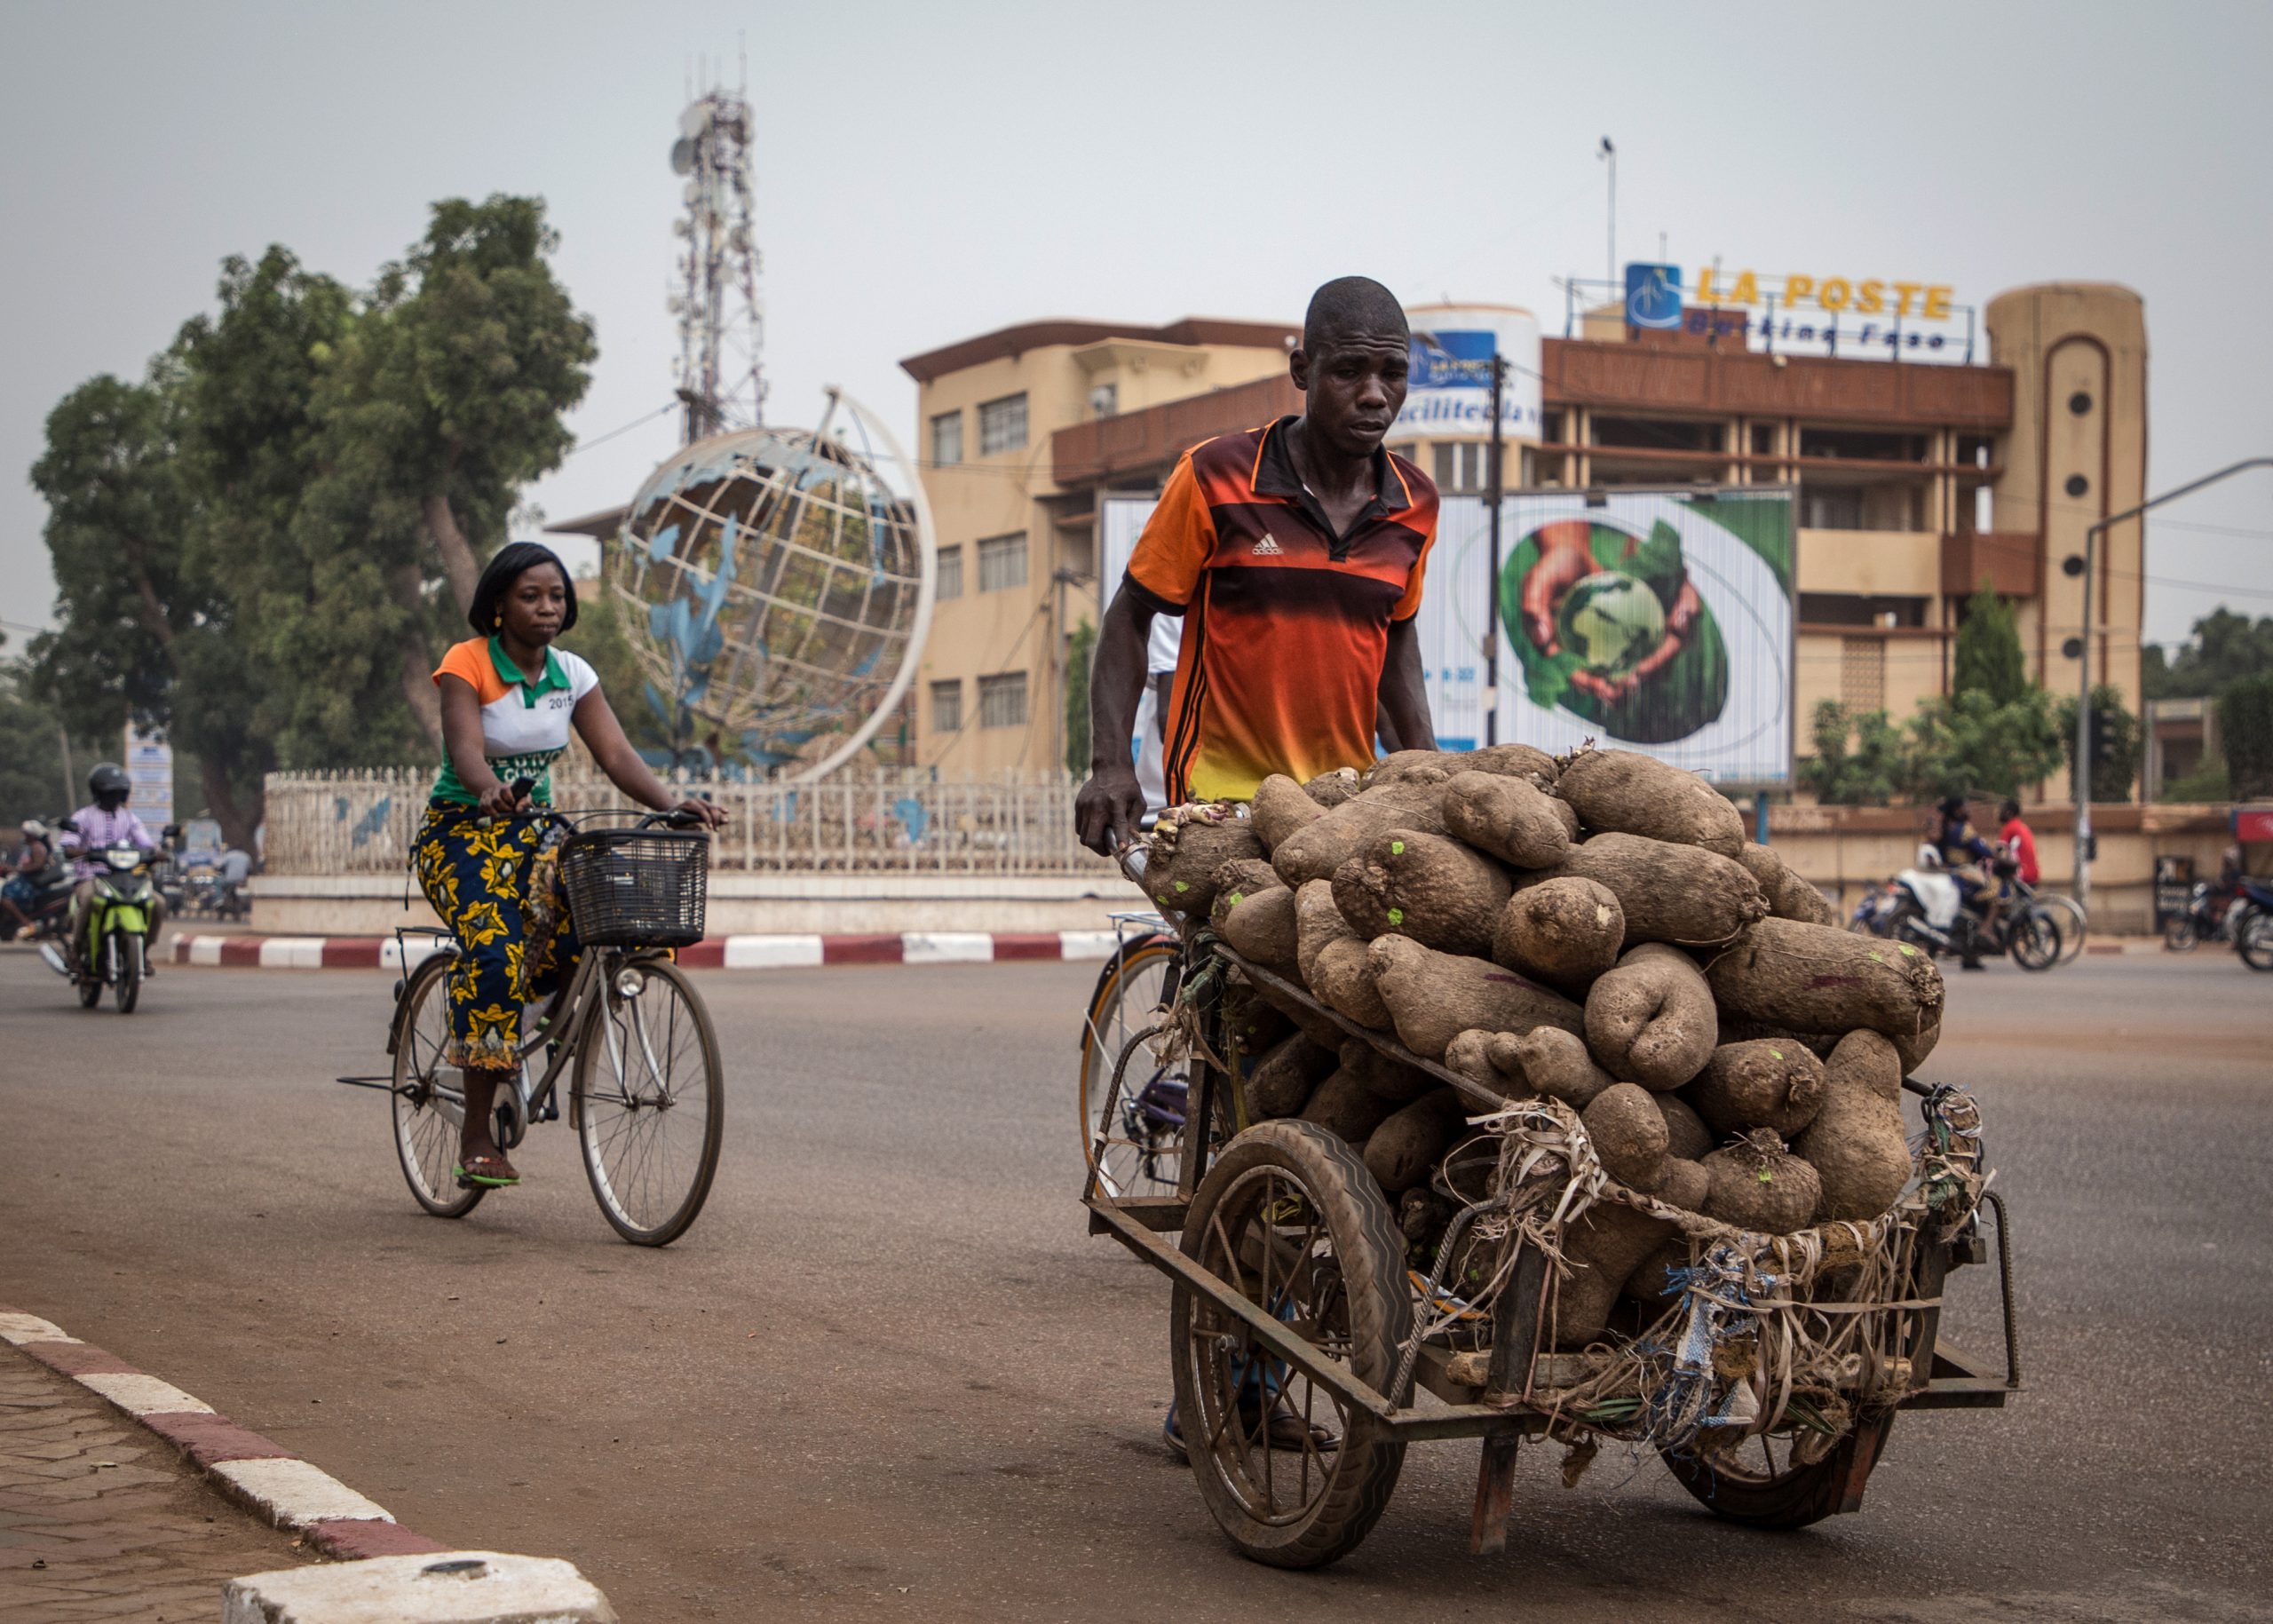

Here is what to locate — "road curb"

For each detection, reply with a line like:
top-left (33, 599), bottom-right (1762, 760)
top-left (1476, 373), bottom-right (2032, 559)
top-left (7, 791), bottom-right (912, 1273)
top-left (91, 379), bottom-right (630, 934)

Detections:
top-left (169, 928), bottom-right (1131, 970)
top-left (0, 1306), bottom-right (445, 1562)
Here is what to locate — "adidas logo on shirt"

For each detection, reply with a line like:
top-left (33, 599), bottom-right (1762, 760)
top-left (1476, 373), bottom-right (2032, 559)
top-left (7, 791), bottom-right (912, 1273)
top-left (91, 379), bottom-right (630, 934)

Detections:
top-left (1250, 533), bottom-right (1284, 557)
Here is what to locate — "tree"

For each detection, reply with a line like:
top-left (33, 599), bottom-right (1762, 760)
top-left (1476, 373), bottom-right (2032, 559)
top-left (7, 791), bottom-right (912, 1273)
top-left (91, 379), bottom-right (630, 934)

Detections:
top-left (0, 650), bottom-right (71, 830)
top-left (2143, 608), bottom-right (2273, 701)
top-left (1952, 582), bottom-right (2029, 707)
top-left (2222, 672), bottom-right (2273, 800)
top-left (1063, 618), bottom-right (1096, 778)
top-left (314, 196), bottom-right (597, 747)
top-left (1905, 688), bottom-right (2065, 801)
top-left (2055, 684), bottom-right (2143, 803)
top-left (1797, 700), bottom-right (1908, 805)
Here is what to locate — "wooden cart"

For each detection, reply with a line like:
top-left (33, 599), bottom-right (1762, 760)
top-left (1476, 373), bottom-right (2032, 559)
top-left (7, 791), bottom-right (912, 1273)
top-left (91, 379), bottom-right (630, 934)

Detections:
top-left (1083, 934), bottom-right (2020, 1570)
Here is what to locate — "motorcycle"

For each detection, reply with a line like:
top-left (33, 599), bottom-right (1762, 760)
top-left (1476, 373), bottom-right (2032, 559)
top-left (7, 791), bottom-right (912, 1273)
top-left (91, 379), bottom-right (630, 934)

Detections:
top-left (1851, 847), bottom-right (2061, 971)
top-left (2233, 879), bottom-right (2273, 973)
top-left (2163, 880), bottom-right (2238, 953)
top-left (11, 819), bottom-right (79, 947)
top-left (37, 831), bottom-right (160, 1013)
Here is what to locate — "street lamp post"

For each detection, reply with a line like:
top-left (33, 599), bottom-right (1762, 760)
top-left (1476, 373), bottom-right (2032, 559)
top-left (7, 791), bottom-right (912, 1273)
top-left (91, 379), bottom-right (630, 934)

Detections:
top-left (1597, 138), bottom-right (1616, 293)
top-left (2071, 456), bottom-right (2273, 909)
top-left (1485, 351), bottom-right (1505, 745)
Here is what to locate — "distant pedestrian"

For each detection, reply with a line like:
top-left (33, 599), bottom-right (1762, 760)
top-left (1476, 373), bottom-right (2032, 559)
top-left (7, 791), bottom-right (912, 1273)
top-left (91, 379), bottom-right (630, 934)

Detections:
top-left (1997, 799), bottom-right (2039, 886)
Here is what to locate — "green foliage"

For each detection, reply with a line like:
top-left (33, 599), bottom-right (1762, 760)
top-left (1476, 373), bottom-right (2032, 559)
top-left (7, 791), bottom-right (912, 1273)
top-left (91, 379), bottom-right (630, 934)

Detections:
top-left (1797, 700), bottom-right (1906, 806)
top-left (2222, 673), bottom-right (2273, 800)
top-left (2143, 608), bottom-right (2273, 702)
top-left (2161, 758), bottom-right (2231, 804)
top-left (1063, 619), bottom-right (1097, 778)
top-left (1905, 688), bottom-right (2065, 801)
top-left (1952, 583), bottom-right (2028, 706)
top-left (25, 201), bottom-right (596, 832)
top-left (1801, 689), bottom-right (2064, 805)
top-left (2055, 685), bottom-right (2143, 803)
top-left (0, 655), bottom-right (71, 830)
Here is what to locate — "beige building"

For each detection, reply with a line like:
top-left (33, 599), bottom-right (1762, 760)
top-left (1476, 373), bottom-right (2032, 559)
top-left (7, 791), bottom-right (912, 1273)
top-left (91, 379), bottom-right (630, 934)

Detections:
top-left (897, 318), bottom-right (1298, 774)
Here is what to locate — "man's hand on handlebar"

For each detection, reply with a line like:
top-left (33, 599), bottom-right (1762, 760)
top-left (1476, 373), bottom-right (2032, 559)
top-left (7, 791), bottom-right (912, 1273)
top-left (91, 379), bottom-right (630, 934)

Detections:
top-left (670, 796), bottom-right (727, 830)
top-left (1075, 764), bottom-right (1145, 857)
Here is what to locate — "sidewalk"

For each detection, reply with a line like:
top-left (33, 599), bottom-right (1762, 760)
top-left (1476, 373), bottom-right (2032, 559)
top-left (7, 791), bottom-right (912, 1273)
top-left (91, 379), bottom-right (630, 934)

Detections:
top-left (0, 1340), bottom-right (306, 1622)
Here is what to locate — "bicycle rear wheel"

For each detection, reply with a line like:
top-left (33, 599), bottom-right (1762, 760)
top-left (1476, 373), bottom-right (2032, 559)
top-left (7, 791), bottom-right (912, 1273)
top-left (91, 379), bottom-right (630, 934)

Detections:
top-left (573, 956), bottom-right (723, 1246)
top-left (391, 955), bottom-right (484, 1219)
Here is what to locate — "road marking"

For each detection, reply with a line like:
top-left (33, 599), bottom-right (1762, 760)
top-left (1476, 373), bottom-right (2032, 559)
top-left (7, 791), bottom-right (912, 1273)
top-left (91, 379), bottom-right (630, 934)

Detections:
top-left (0, 1311), bottom-right (75, 1345)
top-left (901, 931), bottom-right (994, 964)
top-left (212, 1456), bottom-right (396, 1527)
top-left (76, 1372), bottom-right (215, 1416)
top-left (723, 934), bottom-right (825, 969)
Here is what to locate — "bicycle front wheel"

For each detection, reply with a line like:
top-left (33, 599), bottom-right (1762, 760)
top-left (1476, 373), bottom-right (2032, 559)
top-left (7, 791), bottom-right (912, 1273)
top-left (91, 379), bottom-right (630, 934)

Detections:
top-left (573, 956), bottom-right (723, 1246)
top-left (1078, 934), bottom-right (1190, 1200)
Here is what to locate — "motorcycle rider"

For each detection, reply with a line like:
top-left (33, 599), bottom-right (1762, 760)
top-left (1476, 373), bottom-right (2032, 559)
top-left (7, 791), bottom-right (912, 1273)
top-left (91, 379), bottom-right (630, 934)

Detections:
top-left (1997, 798), bottom-right (2039, 887)
top-left (1, 822), bottom-right (53, 939)
top-left (59, 763), bottom-right (166, 970)
top-left (1931, 794), bottom-right (2000, 970)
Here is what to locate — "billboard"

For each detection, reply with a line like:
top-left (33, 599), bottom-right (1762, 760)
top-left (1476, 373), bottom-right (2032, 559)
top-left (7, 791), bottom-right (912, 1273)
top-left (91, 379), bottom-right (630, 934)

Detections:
top-left (124, 724), bottom-right (173, 830)
top-left (1394, 305), bottom-right (1542, 441)
top-left (1099, 486), bottom-right (1794, 789)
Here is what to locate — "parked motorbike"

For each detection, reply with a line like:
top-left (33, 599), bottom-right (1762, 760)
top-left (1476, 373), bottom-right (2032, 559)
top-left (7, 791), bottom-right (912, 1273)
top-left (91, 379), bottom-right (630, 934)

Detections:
top-left (37, 832), bottom-right (160, 1013)
top-left (1850, 845), bottom-right (2061, 971)
top-left (2163, 880), bottom-right (2238, 953)
top-left (2233, 879), bottom-right (2273, 973)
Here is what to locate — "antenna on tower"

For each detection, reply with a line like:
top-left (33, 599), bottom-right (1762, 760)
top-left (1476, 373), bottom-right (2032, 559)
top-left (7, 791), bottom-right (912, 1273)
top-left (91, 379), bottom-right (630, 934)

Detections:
top-left (669, 82), bottom-right (764, 441)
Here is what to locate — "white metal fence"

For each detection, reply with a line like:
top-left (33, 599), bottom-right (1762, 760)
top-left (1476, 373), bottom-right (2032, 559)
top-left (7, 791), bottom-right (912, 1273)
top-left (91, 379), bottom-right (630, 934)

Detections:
top-left (261, 768), bottom-right (1114, 876)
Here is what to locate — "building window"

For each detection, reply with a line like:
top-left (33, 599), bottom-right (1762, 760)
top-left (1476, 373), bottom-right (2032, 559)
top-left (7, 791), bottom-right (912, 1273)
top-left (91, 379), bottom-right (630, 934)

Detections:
top-left (1750, 423), bottom-right (1778, 457)
top-left (930, 679), bottom-right (962, 733)
top-left (1432, 442), bottom-right (1495, 494)
top-left (977, 532), bottom-right (1028, 593)
top-left (935, 544), bottom-right (963, 600)
top-left (1802, 487), bottom-right (1866, 530)
top-left (1590, 416), bottom-right (1723, 453)
top-left (1540, 410), bottom-right (1565, 445)
top-left (978, 392), bottom-right (1028, 456)
top-left (978, 671), bottom-right (1028, 729)
top-left (930, 410), bottom-right (962, 466)
top-left (1840, 638), bottom-right (1887, 713)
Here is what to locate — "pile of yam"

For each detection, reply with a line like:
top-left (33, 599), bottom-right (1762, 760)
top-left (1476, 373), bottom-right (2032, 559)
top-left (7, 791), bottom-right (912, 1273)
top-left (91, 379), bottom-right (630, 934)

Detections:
top-left (1138, 745), bottom-right (1941, 1346)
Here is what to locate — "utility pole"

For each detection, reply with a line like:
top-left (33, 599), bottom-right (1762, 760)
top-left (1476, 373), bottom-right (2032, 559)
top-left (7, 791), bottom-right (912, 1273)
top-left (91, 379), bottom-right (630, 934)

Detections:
top-left (2072, 455), bottom-right (2273, 909)
top-left (1485, 350), bottom-right (1506, 746)
top-left (1598, 138), bottom-right (1617, 294)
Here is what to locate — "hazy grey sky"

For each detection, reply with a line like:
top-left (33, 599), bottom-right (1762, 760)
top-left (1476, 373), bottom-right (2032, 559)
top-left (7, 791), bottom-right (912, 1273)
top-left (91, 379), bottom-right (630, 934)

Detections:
top-left (5, 0), bottom-right (2270, 652)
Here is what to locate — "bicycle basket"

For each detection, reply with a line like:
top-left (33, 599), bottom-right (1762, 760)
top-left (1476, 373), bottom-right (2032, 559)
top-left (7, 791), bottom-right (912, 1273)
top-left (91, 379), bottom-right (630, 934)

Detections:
top-left (558, 828), bottom-right (709, 948)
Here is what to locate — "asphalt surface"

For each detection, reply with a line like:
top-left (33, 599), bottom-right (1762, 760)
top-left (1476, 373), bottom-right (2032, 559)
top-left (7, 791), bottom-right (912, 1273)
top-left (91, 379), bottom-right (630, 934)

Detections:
top-left (2, 944), bottom-right (2269, 1622)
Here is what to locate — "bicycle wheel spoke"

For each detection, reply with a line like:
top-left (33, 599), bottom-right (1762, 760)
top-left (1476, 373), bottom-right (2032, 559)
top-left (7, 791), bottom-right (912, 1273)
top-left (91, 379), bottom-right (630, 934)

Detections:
top-left (576, 964), bottom-right (719, 1244)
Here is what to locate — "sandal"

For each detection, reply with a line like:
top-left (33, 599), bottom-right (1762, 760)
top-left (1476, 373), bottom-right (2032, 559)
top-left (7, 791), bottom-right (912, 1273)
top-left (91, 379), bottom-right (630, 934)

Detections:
top-left (454, 1153), bottom-right (520, 1189)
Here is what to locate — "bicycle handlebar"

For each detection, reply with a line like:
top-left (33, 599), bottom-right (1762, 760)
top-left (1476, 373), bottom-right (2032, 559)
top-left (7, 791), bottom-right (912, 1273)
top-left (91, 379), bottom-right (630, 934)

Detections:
top-left (492, 779), bottom-right (712, 835)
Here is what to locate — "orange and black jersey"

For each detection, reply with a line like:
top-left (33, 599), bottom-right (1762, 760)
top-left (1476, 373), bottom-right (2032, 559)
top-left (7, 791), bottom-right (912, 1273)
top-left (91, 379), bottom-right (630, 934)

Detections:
top-left (1124, 416), bottom-right (1438, 804)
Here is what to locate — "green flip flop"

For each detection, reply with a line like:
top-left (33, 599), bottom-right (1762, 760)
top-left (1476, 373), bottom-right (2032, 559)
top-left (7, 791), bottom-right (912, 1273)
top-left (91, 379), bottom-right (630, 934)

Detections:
top-left (454, 1155), bottom-right (521, 1189)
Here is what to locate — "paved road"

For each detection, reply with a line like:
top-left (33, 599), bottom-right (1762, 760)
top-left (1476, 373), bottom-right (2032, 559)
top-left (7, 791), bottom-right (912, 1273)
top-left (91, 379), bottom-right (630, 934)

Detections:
top-left (2, 946), bottom-right (2268, 1622)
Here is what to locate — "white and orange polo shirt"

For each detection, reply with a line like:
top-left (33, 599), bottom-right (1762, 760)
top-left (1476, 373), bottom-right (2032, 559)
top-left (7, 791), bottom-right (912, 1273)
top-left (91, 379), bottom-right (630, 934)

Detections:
top-left (429, 637), bottom-right (599, 806)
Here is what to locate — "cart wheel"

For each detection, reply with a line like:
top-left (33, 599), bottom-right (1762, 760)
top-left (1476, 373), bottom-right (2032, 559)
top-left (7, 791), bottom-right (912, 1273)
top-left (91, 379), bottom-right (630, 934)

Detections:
top-left (1170, 1121), bottom-right (1409, 1569)
top-left (1661, 1411), bottom-right (1895, 1529)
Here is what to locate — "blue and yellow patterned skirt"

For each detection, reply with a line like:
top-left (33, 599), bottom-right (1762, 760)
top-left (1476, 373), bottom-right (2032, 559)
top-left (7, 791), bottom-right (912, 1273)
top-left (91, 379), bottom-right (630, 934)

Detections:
top-left (412, 804), bottom-right (582, 1070)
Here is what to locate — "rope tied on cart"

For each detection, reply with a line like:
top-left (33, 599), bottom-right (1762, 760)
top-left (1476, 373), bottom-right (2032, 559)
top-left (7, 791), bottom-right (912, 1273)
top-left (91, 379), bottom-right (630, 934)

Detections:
top-left (1445, 1083), bottom-right (1990, 1456)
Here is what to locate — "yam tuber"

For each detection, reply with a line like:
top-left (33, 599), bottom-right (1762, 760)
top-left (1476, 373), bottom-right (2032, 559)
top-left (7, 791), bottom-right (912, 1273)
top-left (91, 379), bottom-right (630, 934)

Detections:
top-left (1584, 943), bottom-right (1719, 1090)
top-left (1331, 828), bottom-right (1511, 955)
top-left (1701, 1129), bottom-right (1822, 1235)
top-left (1487, 1027), bottom-right (1616, 1109)
top-left (1552, 833), bottom-right (1766, 946)
top-left (1582, 1081), bottom-right (1671, 1192)
top-left (1441, 771), bottom-right (1572, 870)
top-left (1243, 1033), bottom-right (1338, 1121)
top-left (1270, 782), bottom-right (1449, 885)
top-left (1491, 876), bottom-right (1624, 986)
top-left (1705, 917), bottom-right (1944, 1039)
top-left (1684, 1038), bottom-right (1828, 1140)
top-left (1736, 841), bottom-right (1837, 926)
top-left (1554, 747), bottom-right (1745, 856)
top-left (1793, 1030), bottom-right (1912, 1223)
top-left (1249, 775), bottom-right (1325, 852)
top-left (1364, 1088), bottom-right (1471, 1194)
top-left (1366, 935), bottom-right (1585, 1059)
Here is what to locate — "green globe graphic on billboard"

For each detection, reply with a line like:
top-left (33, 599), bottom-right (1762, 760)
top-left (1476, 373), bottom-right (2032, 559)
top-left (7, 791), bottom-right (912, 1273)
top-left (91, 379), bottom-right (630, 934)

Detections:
top-left (1494, 493), bottom-right (1792, 766)
top-left (1554, 570), bottom-right (1667, 679)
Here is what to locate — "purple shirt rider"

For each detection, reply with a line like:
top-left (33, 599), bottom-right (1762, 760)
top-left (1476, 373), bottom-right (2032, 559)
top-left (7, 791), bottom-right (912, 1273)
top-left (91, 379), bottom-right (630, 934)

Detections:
top-left (60, 804), bottom-right (155, 880)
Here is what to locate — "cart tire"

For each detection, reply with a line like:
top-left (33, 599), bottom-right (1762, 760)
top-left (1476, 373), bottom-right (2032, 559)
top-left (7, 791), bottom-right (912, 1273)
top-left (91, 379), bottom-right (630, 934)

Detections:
top-left (1661, 1411), bottom-right (1895, 1530)
top-left (1170, 1121), bottom-right (1409, 1569)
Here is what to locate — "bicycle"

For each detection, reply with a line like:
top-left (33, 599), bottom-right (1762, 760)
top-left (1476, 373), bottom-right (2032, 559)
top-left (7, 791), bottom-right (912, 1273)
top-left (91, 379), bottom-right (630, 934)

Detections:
top-left (1077, 911), bottom-right (1192, 1199)
top-left (372, 803), bottom-right (725, 1247)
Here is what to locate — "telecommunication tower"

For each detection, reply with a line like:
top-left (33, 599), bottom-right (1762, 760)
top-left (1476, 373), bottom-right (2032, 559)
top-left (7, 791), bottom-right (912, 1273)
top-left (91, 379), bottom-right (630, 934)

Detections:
top-left (669, 79), bottom-right (764, 442)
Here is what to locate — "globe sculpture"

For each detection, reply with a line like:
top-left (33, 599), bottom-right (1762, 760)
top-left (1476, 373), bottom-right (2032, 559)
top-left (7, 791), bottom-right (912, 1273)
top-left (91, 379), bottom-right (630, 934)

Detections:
top-left (608, 392), bottom-right (936, 780)
top-left (1555, 569), bottom-right (1667, 678)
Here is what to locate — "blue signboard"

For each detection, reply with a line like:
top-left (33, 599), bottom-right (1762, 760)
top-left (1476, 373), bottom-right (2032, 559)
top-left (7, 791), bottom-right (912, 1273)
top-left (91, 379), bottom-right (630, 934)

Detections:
top-left (1625, 263), bottom-right (1683, 329)
top-left (1408, 329), bottom-right (1498, 387)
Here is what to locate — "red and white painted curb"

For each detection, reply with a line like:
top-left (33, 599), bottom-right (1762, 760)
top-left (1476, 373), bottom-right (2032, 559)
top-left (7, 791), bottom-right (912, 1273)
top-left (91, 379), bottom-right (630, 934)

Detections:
top-left (170, 929), bottom-right (1129, 970)
top-left (0, 1306), bottom-right (445, 1562)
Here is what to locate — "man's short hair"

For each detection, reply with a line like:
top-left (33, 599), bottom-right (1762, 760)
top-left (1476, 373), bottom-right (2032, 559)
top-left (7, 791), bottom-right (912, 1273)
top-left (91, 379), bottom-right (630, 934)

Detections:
top-left (1303, 276), bottom-right (1408, 354)
top-left (1998, 798), bottom-right (2021, 821)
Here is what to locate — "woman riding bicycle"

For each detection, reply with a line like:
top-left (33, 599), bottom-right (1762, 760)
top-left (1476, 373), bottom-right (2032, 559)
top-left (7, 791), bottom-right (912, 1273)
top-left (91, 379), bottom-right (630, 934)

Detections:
top-left (417, 542), bottom-right (725, 1191)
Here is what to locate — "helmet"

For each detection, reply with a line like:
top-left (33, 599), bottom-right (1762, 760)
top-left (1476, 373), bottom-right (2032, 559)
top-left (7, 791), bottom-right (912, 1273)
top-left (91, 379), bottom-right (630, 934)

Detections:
top-left (88, 762), bottom-right (131, 805)
top-left (1915, 844), bottom-right (1944, 869)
